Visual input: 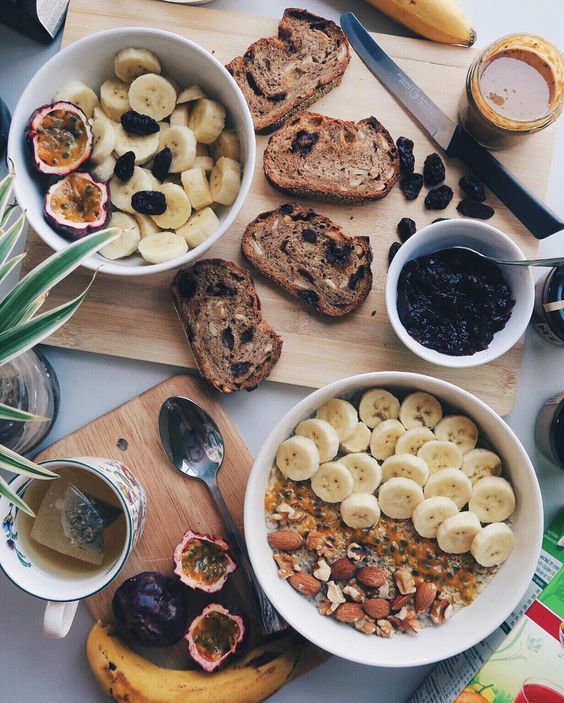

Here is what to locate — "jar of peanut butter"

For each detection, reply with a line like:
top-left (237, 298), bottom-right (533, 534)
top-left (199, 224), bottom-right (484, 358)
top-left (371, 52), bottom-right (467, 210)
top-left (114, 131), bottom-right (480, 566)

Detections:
top-left (460, 33), bottom-right (564, 149)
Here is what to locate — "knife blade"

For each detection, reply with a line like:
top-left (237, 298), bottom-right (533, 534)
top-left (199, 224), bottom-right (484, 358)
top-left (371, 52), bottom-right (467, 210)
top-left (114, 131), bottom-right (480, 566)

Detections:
top-left (341, 12), bottom-right (563, 240)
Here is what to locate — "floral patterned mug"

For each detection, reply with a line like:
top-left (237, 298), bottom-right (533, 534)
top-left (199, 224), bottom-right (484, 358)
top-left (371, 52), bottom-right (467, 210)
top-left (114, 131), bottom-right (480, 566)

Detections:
top-left (0, 457), bottom-right (146, 638)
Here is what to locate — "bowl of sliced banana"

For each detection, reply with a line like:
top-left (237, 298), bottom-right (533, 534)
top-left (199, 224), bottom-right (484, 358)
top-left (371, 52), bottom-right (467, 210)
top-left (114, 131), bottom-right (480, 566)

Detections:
top-left (245, 371), bottom-right (543, 667)
top-left (8, 27), bottom-right (255, 275)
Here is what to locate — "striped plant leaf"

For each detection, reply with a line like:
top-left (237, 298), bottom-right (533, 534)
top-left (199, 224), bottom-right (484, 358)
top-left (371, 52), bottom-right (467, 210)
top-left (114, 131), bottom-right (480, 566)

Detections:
top-left (0, 402), bottom-right (48, 423)
top-left (0, 211), bottom-right (26, 269)
top-left (0, 443), bottom-right (57, 478)
top-left (1, 203), bottom-right (17, 228)
top-left (0, 173), bottom-right (14, 225)
top-left (0, 253), bottom-right (26, 287)
top-left (19, 291), bottom-right (48, 323)
top-left (0, 475), bottom-right (34, 517)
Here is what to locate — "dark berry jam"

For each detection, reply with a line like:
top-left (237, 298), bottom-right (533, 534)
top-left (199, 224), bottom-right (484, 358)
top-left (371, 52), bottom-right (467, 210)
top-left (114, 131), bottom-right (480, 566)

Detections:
top-left (397, 248), bottom-right (515, 356)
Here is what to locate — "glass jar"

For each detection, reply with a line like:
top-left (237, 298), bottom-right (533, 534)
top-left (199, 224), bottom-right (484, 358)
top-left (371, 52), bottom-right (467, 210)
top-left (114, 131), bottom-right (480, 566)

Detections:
top-left (0, 348), bottom-right (60, 453)
top-left (535, 392), bottom-right (564, 470)
top-left (460, 33), bottom-right (564, 149)
top-left (532, 267), bottom-right (564, 346)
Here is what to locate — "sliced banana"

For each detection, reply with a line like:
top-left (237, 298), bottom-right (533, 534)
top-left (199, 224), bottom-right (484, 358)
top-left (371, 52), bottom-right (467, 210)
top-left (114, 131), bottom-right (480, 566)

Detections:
top-left (469, 476), bottom-right (515, 523)
top-left (340, 422), bottom-right (371, 454)
top-left (176, 207), bottom-right (219, 248)
top-left (395, 427), bottom-right (435, 456)
top-left (424, 468), bottom-right (473, 509)
top-left (358, 388), bottom-right (400, 429)
top-left (90, 118), bottom-right (116, 164)
top-left (399, 392), bottom-right (443, 430)
top-left (181, 167), bottom-right (213, 211)
top-left (378, 476), bottom-right (424, 519)
top-left (381, 454), bottom-right (429, 486)
top-left (194, 155), bottom-right (214, 174)
top-left (315, 399), bottom-right (358, 442)
top-left (276, 435), bottom-right (319, 481)
top-left (137, 231), bottom-right (188, 265)
top-left (100, 212), bottom-right (141, 260)
top-left (340, 453), bottom-right (382, 494)
top-left (311, 461), bottom-right (354, 503)
top-left (189, 98), bottom-right (226, 144)
top-left (412, 496), bottom-right (459, 539)
top-left (369, 419), bottom-right (406, 461)
top-left (295, 418), bottom-right (339, 464)
top-left (114, 125), bottom-right (159, 165)
top-left (210, 156), bottom-right (241, 206)
top-left (100, 78), bottom-right (131, 122)
top-left (128, 74), bottom-right (177, 121)
top-left (159, 125), bottom-right (197, 173)
top-left (470, 522), bottom-right (515, 567)
top-left (210, 129), bottom-right (241, 161)
top-left (163, 75), bottom-right (181, 96)
top-left (340, 493), bottom-right (381, 529)
top-left (54, 80), bottom-right (99, 117)
top-left (151, 183), bottom-right (191, 230)
top-left (90, 154), bottom-right (116, 182)
top-left (437, 512), bottom-right (482, 554)
top-left (462, 449), bottom-right (503, 484)
top-left (170, 104), bottom-right (191, 128)
top-left (142, 168), bottom-right (161, 191)
top-left (434, 415), bottom-right (478, 454)
top-left (134, 213), bottom-right (161, 238)
top-left (417, 440), bottom-right (463, 473)
top-left (114, 47), bottom-right (161, 84)
top-left (93, 106), bottom-right (119, 130)
top-left (109, 166), bottom-right (152, 213)
top-left (177, 84), bottom-right (206, 104)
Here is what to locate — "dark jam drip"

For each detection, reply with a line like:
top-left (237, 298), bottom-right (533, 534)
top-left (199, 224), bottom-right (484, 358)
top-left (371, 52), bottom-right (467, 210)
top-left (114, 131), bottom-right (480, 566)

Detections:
top-left (193, 611), bottom-right (239, 661)
top-left (397, 248), bottom-right (515, 356)
top-left (182, 539), bottom-right (229, 585)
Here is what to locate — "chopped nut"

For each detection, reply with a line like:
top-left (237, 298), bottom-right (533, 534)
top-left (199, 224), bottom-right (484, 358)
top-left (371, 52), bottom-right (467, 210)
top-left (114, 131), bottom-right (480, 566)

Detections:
top-left (378, 582), bottom-right (390, 599)
top-left (396, 606), bottom-right (409, 621)
top-left (251, 239), bottom-right (263, 255)
top-left (401, 617), bottom-right (422, 634)
top-left (273, 551), bottom-right (299, 579)
top-left (318, 598), bottom-right (335, 616)
top-left (326, 580), bottom-right (346, 607)
top-left (324, 278), bottom-right (338, 290)
top-left (354, 616), bottom-right (377, 635)
top-left (313, 558), bottom-right (331, 582)
top-left (343, 582), bottom-right (365, 602)
top-left (391, 594), bottom-right (412, 611)
top-left (306, 530), bottom-right (326, 553)
top-left (347, 543), bottom-right (368, 563)
top-left (272, 502), bottom-right (305, 524)
top-left (430, 598), bottom-right (454, 625)
top-left (394, 569), bottom-right (416, 595)
top-left (208, 322), bottom-right (218, 336)
top-left (375, 619), bottom-right (394, 638)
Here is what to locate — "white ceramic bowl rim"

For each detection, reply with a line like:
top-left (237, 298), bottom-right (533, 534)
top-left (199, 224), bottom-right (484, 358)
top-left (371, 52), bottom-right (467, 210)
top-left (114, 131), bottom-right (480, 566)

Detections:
top-left (244, 371), bottom-right (543, 668)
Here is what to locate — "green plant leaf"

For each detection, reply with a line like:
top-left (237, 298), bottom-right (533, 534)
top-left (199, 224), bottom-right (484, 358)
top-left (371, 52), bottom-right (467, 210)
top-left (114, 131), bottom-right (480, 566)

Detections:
top-left (0, 253), bottom-right (26, 287)
top-left (0, 174), bottom-right (15, 225)
top-left (0, 211), bottom-right (26, 269)
top-left (19, 291), bottom-right (48, 323)
top-left (0, 475), bottom-right (34, 517)
top-left (0, 402), bottom-right (48, 423)
top-left (1, 203), bottom-right (17, 228)
top-left (0, 443), bottom-right (57, 478)
top-left (0, 227), bottom-right (119, 329)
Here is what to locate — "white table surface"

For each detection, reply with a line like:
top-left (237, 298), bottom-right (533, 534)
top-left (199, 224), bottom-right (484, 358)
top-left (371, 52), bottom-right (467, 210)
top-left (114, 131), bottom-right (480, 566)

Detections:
top-left (1, 1), bottom-right (563, 701)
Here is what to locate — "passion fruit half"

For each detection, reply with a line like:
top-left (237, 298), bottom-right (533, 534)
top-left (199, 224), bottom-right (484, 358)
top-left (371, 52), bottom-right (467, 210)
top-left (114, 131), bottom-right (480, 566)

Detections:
top-left (26, 101), bottom-right (93, 175)
top-left (185, 603), bottom-right (245, 672)
top-left (44, 171), bottom-right (110, 239)
top-left (173, 530), bottom-right (237, 593)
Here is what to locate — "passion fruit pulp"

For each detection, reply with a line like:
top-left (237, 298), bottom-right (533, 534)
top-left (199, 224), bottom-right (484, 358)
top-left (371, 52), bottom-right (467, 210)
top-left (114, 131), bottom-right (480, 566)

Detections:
top-left (173, 530), bottom-right (237, 593)
top-left (27, 101), bottom-right (93, 176)
top-left (186, 603), bottom-right (245, 672)
top-left (44, 171), bottom-right (110, 239)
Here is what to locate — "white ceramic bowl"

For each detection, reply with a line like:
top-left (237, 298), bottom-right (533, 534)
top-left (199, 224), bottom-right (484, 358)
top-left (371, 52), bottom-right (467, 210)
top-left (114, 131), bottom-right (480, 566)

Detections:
top-left (385, 220), bottom-right (535, 368)
top-left (245, 372), bottom-right (543, 668)
top-left (7, 27), bottom-right (255, 276)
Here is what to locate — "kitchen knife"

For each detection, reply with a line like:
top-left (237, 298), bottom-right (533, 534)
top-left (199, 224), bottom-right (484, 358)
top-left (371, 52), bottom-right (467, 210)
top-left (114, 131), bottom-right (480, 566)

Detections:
top-left (341, 12), bottom-right (563, 240)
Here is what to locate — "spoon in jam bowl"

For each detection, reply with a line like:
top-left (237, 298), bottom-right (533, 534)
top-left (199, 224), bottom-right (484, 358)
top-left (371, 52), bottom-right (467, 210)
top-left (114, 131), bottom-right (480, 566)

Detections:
top-left (441, 246), bottom-right (564, 268)
top-left (159, 396), bottom-right (286, 636)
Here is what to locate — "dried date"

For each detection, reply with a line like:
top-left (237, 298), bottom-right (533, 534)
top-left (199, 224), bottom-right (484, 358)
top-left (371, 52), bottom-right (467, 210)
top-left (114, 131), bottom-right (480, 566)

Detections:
top-left (397, 218), bottom-right (416, 242)
top-left (459, 174), bottom-right (486, 202)
top-left (400, 173), bottom-right (424, 201)
top-left (131, 190), bottom-right (167, 215)
top-left (151, 147), bottom-right (173, 182)
top-left (114, 151), bottom-right (135, 182)
top-left (121, 110), bottom-right (160, 135)
top-left (423, 153), bottom-right (445, 186)
top-left (396, 136), bottom-right (415, 175)
top-left (424, 185), bottom-right (453, 210)
top-left (457, 199), bottom-right (494, 219)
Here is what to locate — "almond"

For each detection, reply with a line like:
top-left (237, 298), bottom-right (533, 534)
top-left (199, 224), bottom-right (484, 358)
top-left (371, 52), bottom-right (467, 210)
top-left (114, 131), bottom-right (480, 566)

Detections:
top-left (362, 597), bottom-right (391, 619)
top-left (267, 529), bottom-right (304, 552)
top-left (357, 566), bottom-right (387, 588)
top-left (288, 572), bottom-right (321, 596)
top-left (415, 582), bottom-right (437, 614)
top-left (430, 597), bottom-right (453, 625)
top-left (391, 594), bottom-right (412, 611)
top-left (394, 569), bottom-right (416, 595)
top-left (330, 557), bottom-right (357, 581)
top-left (335, 602), bottom-right (364, 623)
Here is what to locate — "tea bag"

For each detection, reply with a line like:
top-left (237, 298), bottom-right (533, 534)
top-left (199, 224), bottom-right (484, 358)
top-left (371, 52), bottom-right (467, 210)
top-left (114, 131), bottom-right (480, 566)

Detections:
top-left (31, 478), bottom-right (121, 565)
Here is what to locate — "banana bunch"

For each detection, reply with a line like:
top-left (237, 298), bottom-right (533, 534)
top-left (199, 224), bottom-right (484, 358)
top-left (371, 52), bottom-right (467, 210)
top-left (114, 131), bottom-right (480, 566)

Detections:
top-left (87, 623), bottom-right (304, 703)
top-left (364, 0), bottom-right (476, 46)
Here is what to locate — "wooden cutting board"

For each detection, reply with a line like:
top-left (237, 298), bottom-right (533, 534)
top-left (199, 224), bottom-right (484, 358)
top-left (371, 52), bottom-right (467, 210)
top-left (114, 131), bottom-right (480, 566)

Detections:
top-left (34, 374), bottom-right (325, 672)
top-left (22, 0), bottom-right (556, 415)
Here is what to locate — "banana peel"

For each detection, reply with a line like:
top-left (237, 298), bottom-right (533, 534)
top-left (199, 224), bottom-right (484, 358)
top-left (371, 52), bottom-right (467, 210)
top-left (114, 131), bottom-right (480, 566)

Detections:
top-left (364, 0), bottom-right (477, 46)
top-left (87, 622), bottom-right (304, 703)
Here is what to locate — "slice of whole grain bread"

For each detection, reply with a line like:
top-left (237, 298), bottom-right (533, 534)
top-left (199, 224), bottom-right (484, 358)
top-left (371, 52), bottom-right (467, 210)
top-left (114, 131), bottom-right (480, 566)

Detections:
top-left (171, 259), bottom-right (282, 393)
top-left (263, 111), bottom-right (400, 204)
top-left (226, 8), bottom-right (350, 134)
top-left (241, 202), bottom-right (373, 316)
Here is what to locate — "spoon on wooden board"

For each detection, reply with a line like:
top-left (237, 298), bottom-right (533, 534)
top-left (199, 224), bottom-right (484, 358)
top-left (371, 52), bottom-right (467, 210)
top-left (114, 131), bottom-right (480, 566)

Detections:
top-left (158, 395), bottom-right (287, 636)
top-left (434, 246), bottom-right (564, 269)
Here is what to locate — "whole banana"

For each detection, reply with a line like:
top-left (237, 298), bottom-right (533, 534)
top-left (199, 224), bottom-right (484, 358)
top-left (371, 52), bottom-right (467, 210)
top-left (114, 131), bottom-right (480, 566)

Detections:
top-left (87, 623), bottom-right (304, 703)
top-left (364, 0), bottom-right (476, 46)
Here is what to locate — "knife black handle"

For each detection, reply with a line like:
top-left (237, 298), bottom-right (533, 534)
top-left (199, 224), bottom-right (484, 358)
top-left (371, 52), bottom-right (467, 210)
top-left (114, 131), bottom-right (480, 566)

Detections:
top-left (446, 125), bottom-right (563, 240)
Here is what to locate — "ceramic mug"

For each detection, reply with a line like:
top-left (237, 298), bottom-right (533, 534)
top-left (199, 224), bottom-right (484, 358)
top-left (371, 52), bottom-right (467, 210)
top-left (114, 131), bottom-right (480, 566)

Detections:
top-left (0, 457), bottom-right (146, 638)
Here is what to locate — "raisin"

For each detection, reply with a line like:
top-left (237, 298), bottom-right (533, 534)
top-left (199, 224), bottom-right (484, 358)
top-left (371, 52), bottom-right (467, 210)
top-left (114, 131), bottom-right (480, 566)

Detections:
top-left (279, 239), bottom-right (289, 253)
top-left (268, 92), bottom-right (287, 102)
top-left (457, 199), bottom-right (495, 219)
top-left (231, 362), bottom-right (251, 376)
top-left (396, 136), bottom-right (415, 175)
top-left (290, 130), bottom-right (319, 156)
top-left (400, 173), bottom-right (424, 201)
top-left (388, 242), bottom-right (401, 266)
top-left (120, 111), bottom-right (160, 135)
top-left (151, 147), bottom-right (172, 182)
top-left (298, 268), bottom-right (314, 283)
top-left (297, 289), bottom-right (320, 305)
top-left (114, 151), bottom-right (135, 182)
top-left (424, 185), bottom-right (453, 210)
top-left (206, 282), bottom-right (236, 296)
top-left (131, 190), bottom-right (167, 215)
top-left (397, 218), bottom-right (416, 242)
top-left (459, 174), bottom-right (486, 202)
top-left (178, 272), bottom-right (196, 299)
top-left (302, 228), bottom-right (318, 243)
top-left (279, 203), bottom-right (294, 215)
top-left (423, 153), bottom-right (445, 186)
top-left (221, 327), bottom-right (234, 350)
top-left (348, 266), bottom-right (366, 290)
top-left (326, 240), bottom-right (352, 266)
top-left (246, 71), bottom-right (264, 97)
top-left (241, 327), bottom-right (254, 343)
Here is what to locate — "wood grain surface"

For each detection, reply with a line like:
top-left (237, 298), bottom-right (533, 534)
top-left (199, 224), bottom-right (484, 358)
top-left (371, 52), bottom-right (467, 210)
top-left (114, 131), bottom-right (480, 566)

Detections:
top-left (22, 0), bottom-right (556, 414)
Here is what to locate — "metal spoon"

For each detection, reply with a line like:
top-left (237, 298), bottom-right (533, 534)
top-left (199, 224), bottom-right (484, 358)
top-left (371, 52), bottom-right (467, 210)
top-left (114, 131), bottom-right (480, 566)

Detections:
top-left (442, 246), bottom-right (564, 268)
top-left (159, 396), bottom-right (286, 636)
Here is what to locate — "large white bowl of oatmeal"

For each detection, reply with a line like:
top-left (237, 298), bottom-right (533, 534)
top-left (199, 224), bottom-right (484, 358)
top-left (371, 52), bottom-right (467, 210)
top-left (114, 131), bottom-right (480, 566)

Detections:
top-left (244, 372), bottom-right (543, 667)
